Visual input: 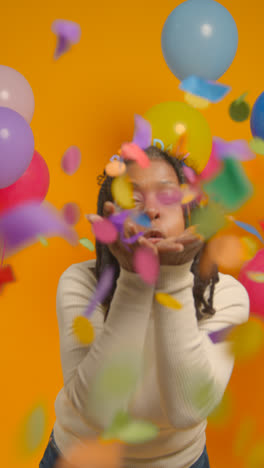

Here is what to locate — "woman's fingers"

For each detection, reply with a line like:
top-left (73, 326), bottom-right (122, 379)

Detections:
top-left (86, 214), bottom-right (103, 223)
top-left (103, 201), bottom-right (116, 217)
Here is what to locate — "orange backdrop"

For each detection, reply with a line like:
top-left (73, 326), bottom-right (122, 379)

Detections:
top-left (1, 1), bottom-right (264, 467)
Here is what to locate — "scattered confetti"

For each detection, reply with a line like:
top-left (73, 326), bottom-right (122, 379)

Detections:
top-left (51, 20), bottom-right (81, 60)
top-left (249, 137), bottom-right (264, 155)
top-left (15, 401), bottom-right (47, 457)
top-left (120, 142), bottom-right (150, 168)
top-left (156, 188), bottom-right (183, 205)
top-left (231, 219), bottom-right (264, 243)
top-left (62, 202), bottom-right (80, 225)
top-left (72, 316), bottom-right (95, 345)
top-left (38, 236), bottom-right (49, 246)
top-left (155, 292), bottom-right (182, 309)
top-left (244, 439), bottom-right (264, 468)
top-left (105, 160), bottom-right (126, 177)
top-left (0, 201), bottom-right (78, 258)
top-left (84, 265), bottom-right (114, 318)
top-left (200, 142), bottom-right (223, 182)
top-left (180, 76), bottom-right (230, 103)
top-left (208, 325), bottom-right (235, 344)
top-left (233, 416), bottom-right (256, 458)
top-left (79, 237), bottom-right (95, 251)
top-left (203, 158), bottom-right (254, 212)
top-left (238, 249), bottom-right (264, 320)
top-left (180, 184), bottom-right (199, 205)
top-left (207, 390), bottom-right (232, 427)
top-left (184, 92), bottom-right (210, 109)
top-left (229, 93), bottom-right (250, 122)
top-left (92, 218), bottom-right (118, 244)
top-left (228, 319), bottom-right (264, 362)
top-left (131, 212), bottom-right (151, 227)
top-left (190, 201), bottom-right (227, 241)
top-left (120, 230), bottom-right (144, 244)
top-left (205, 235), bottom-right (247, 270)
top-left (213, 137), bottom-right (256, 161)
top-left (133, 246), bottom-right (159, 285)
top-left (0, 264), bottom-right (15, 289)
top-left (132, 114), bottom-right (152, 149)
top-left (103, 414), bottom-right (158, 444)
top-left (246, 271), bottom-right (264, 283)
top-left (240, 236), bottom-right (259, 261)
top-left (61, 146), bottom-right (81, 175)
top-left (111, 175), bottom-right (134, 209)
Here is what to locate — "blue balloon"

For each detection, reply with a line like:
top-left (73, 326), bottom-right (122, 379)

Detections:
top-left (161, 0), bottom-right (238, 81)
top-left (250, 92), bottom-right (264, 139)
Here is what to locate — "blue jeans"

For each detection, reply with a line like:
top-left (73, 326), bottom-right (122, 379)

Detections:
top-left (39, 428), bottom-right (210, 468)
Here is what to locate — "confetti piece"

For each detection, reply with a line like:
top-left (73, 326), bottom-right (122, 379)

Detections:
top-left (184, 92), bottom-right (210, 109)
top-left (51, 20), bottom-right (81, 60)
top-left (245, 440), bottom-right (264, 468)
top-left (180, 184), bottom-right (199, 205)
top-left (205, 235), bottom-right (246, 270)
top-left (61, 146), bottom-right (81, 175)
top-left (72, 316), bottom-right (95, 345)
top-left (208, 325), bottom-right (235, 344)
top-left (109, 210), bottom-right (131, 233)
top-left (120, 230), bottom-right (144, 244)
top-left (207, 390), bottom-right (232, 427)
top-left (233, 416), bottom-right (256, 458)
top-left (133, 246), bottom-right (159, 285)
top-left (180, 76), bottom-right (230, 103)
top-left (190, 201), bottom-right (227, 241)
top-left (0, 264), bottom-right (15, 288)
top-left (38, 236), bottom-right (48, 246)
top-left (231, 219), bottom-right (264, 243)
top-left (246, 271), bottom-right (264, 283)
top-left (240, 236), bottom-right (259, 261)
top-left (132, 114), bottom-right (152, 149)
top-left (238, 249), bottom-right (264, 320)
top-left (249, 137), bottom-right (264, 155)
top-left (228, 319), bottom-right (264, 362)
top-left (131, 212), bottom-right (151, 227)
top-left (55, 437), bottom-right (124, 468)
top-left (155, 292), bottom-right (182, 309)
top-left (62, 202), bottom-right (80, 225)
top-left (120, 142), bottom-right (150, 168)
top-left (213, 137), bottom-right (256, 161)
top-left (0, 201), bottom-right (78, 258)
top-left (92, 218), bottom-right (118, 244)
top-left (105, 160), bottom-right (126, 177)
top-left (84, 265), bottom-right (114, 318)
top-left (15, 401), bottom-right (47, 457)
top-left (79, 237), bottom-right (95, 251)
top-left (229, 94), bottom-right (250, 122)
top-left (199, 143), bottom-right (223, 182)
top-left (203, 158), bottom-right (254, 212)
top-left (111, 175), bottom-right (134, 209)
top-left (156, 189), bottom-right (183, 205)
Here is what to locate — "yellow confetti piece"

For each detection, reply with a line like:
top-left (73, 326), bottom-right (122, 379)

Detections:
top-left (180, 184), bottom-right (198, 204)
top-left (15, 401), bottom-right (48, 457)
top-left (207, 390), bottom-right (232, 427)
top-left (232, 416), bottom-right (256, 458)
top-left (155, 292), bottom-right (182, 309)
top-left (105, 160), bottom-right (126, 177)
top-left (111, 174), bottom-right (135, 209)
top-left (246, 271), bottom-right (264, 283)
top-left (245, 440), bottom-right (264, 468)
top-left (228, 319), bottom-right (264, 362)
top-left (240, 236), bottom-right (259, 261)
top-left (184, 92), bottom-right (211, 110)
top-left (72, 316), bottom-right (95, 345)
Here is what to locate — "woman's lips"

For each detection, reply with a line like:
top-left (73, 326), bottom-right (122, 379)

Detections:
top-left (147, 237), bottom-right (164, 244)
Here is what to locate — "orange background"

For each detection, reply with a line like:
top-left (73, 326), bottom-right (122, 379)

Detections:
top-left (1, 1), bottom-right (264, 467)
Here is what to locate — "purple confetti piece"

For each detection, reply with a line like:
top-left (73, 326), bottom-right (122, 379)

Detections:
top-left (179, 76), bottom-right (230, 103)
top-left (208, 325), bottom-right (235, 344)
top-left (61, 146), bottom-right (81, 175)
top-left (52, 19), bottom-right (81, 60)
top-left (213, 137), bottom-right (256, 162)
top-left (109, 210), bottom-right (131, 233)
top-left (84, 266), bottom-right (115, 318)
top-left (0, 201), bottom-right (78, 258)
top-left (122, 231), bottom-right (144, 244)
top-left (132, 114), bottom-right (152, 149)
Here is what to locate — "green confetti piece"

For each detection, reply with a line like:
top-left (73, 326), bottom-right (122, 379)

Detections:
top-left (229, 97), bottom-right (250, 122)
top-left (190, 201), bottom-right (227, 240)
top-left (203, 158), bottom-right (254, 212)
top-left (101, 410), bottom-right (158, 444)
top-left (79, 237), bottom-right (95, 251)
top-left (236, 92), bottom-right (248, 103)
top-left (15, 401), bottom-right (48, 457)
top-left (249, 137), bottom-right (264, 155)
top-left (38, 236), bottom-right (48, 246)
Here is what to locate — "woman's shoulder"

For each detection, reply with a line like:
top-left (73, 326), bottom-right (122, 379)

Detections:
top-left (59, 259), bottom-right (97, 287)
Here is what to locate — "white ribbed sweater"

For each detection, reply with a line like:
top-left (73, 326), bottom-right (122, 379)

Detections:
top-left (53, 259), bottom-right (249, 468)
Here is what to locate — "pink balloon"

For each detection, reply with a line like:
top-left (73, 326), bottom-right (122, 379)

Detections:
top-left (238, 249), bottom-right (264, 319)
top-left (92, 219), bottom-right (118, 244)
top-left (133, 246), bottom-right (159, 285)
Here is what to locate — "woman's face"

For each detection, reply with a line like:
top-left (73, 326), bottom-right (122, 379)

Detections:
top-left (126, 159), bottom-right (185, 240)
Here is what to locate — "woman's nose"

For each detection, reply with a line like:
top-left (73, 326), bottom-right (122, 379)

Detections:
top-left (144, 205), bottom-right (160, 221)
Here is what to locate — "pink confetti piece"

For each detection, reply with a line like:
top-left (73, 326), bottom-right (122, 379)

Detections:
top-left (200, 141), bottom-right (223, 181)
top-left (52, 20), bottom-right (81, 60)
top-left (62, 202), bottom-right (80, 225)
top-left (61, 146), bottom-right (81, 175)
top-left (92, 218), bottom-right (118, 244)
top-left (120, 142), bottom-right (150, 168)
top-left (133, 246), bottom-right (159, 285)
top-left (156, 189), bottom-right (183, 205)
top-left (0, 201), bottom-right (78, 258)
top-left (84, 266), bottom-right (115, 318)
top-left (132, 114), bottom-right (152, 149)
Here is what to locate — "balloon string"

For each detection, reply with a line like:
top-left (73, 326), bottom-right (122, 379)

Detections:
top-left (0, 238), bottom-right (6, 268)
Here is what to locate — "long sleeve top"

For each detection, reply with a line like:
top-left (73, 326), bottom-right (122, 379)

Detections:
top-left (53, 258), bottom-right (249, 468)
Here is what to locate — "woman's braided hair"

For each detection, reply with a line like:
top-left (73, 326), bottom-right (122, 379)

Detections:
top-left (95, 145), bottom-right (219, 322)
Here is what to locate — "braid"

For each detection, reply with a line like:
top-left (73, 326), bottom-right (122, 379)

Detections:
top-left (95, 145), bottom-right (219, 322)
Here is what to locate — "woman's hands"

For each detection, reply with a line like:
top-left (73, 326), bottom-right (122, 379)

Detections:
top-left (87, 201), bottom-right (204, 270)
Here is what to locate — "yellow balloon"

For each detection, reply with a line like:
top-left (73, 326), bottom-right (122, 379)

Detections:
top-left (144, 101), bottom-right (212, 174)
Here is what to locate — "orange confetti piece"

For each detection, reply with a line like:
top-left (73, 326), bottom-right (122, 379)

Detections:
top-left (105, 160), bottom-right (126, 177)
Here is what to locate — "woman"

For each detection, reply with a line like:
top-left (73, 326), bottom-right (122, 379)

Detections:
top-left (39, 145), bottom-right (249, 468)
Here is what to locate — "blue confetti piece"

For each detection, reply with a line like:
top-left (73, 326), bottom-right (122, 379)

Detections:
top-left (179, 76), bottom-right (231, 103)
top-left (132, 212), bottom-right (151, 227)
top-left (233, 219), bottom-right (264, 243)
